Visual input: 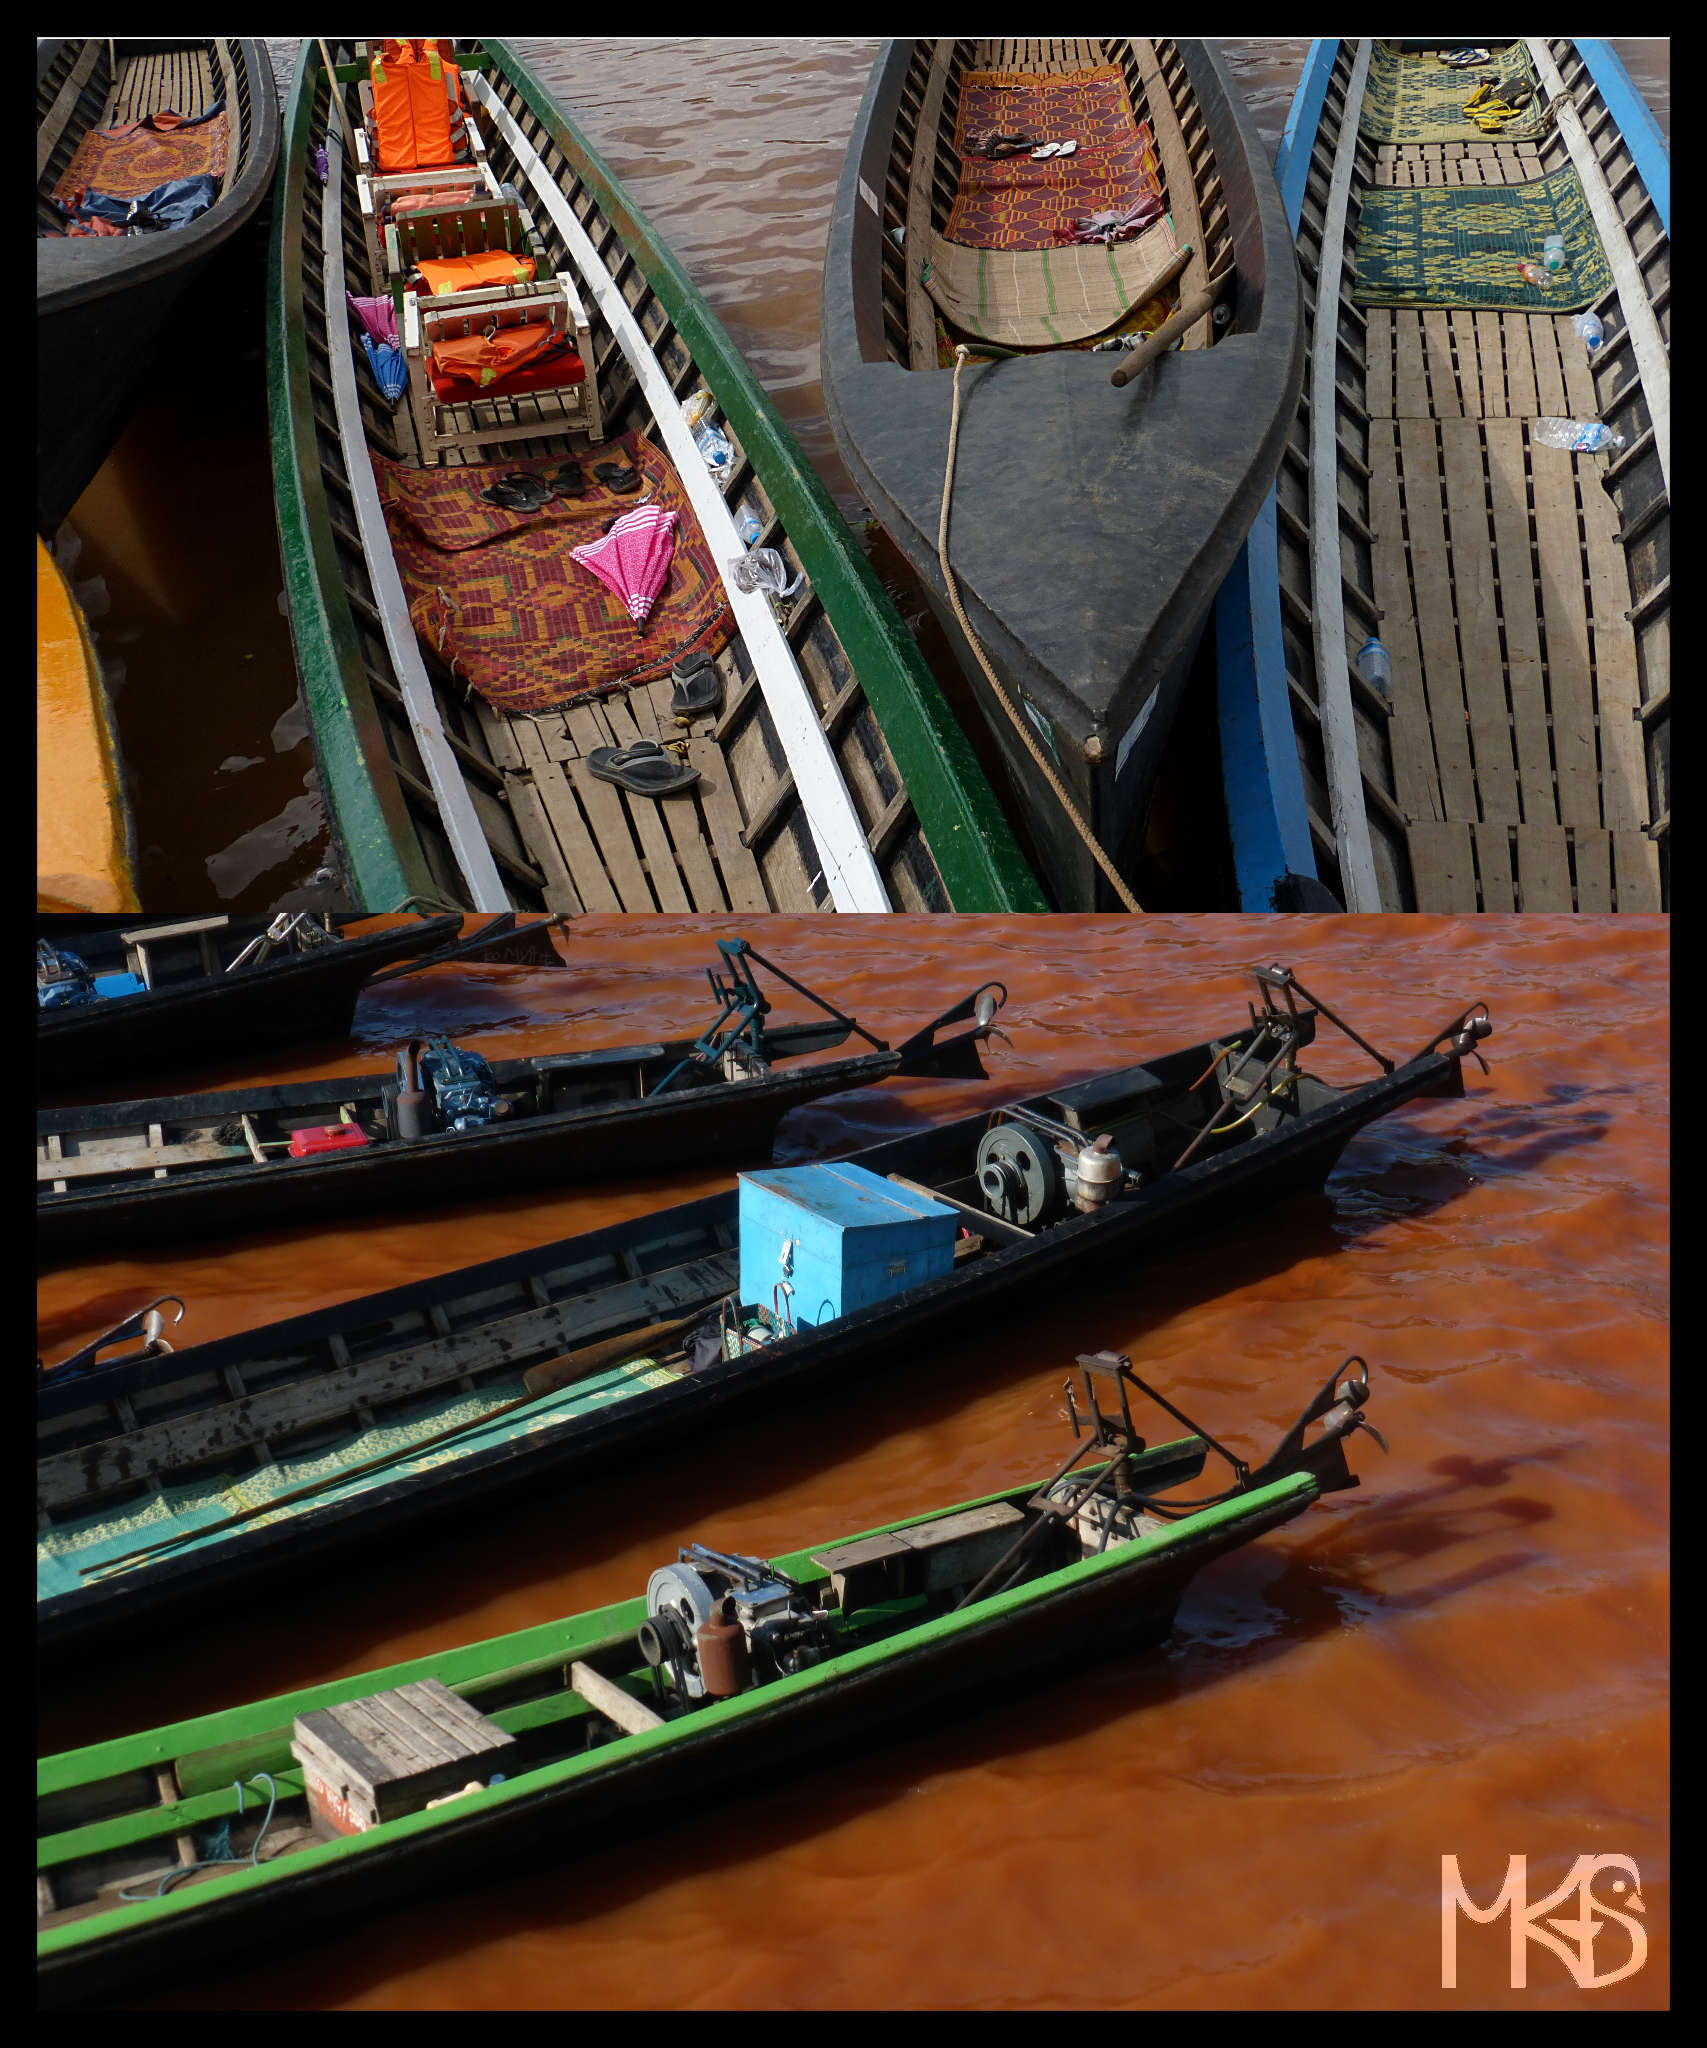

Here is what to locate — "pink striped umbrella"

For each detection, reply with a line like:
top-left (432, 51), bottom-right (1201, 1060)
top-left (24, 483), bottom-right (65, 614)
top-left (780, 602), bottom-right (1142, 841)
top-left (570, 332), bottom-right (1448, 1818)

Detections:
top-left (570, 504), bottom-right (681, 635)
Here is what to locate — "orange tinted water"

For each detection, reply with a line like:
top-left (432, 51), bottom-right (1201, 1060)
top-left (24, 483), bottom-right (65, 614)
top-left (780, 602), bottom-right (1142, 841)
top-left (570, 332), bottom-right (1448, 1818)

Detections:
top-left (37, 916), bottom-right (1668, 2008)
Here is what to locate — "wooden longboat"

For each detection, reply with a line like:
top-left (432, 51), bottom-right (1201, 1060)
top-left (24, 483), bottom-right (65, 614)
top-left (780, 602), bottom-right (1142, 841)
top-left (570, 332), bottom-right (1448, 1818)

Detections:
top-left (35, 964), bottom-right (1490, 1660)
top-left (36, 39), bottom-right (280, 532)
top-left (820, 39), bottom-right (1305, 910)
top-left (37, 536), bottom-right (140, 914)
top-left (269, 39), bottom-right (1044, 917)
top-left (1215, 38), bottom-right (1669, 913)
top-left (37, 912), bottom-right (462, 1092)
top-left (36, 956), bottom-right (1006, 1255)
top-left (37, 1349), bottom-right (1382, 2006)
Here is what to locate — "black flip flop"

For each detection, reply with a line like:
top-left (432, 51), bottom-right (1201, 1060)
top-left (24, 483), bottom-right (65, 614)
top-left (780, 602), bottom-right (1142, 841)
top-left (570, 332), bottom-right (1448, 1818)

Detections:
top-left (669, 651), bottom-right (723, 724)
top-left (480, 471), bottom-right (554, 512)
top-left (594, 461), bottom-right (642, 494)
top-left (545, 461), bottom-right (585, 499)
top-left (587, 742), bottom-right (700, 798)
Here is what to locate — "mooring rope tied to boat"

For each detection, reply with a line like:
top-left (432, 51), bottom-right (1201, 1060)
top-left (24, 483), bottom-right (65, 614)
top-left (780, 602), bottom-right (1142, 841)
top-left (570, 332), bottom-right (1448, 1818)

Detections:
top-left (940, 344), bottom-right (1143, 914)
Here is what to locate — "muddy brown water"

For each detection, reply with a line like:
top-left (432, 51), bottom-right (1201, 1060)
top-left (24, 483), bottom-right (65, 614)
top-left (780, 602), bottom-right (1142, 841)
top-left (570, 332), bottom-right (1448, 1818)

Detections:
top-left (37, 915), bottom-right (1667, 2008)
top-left (52, 38), bottom-right (1669, 910)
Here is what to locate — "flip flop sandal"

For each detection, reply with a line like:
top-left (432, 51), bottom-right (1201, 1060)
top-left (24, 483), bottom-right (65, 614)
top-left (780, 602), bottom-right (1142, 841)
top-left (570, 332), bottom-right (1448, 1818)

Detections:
top-left (480, 472), bottom-right (554, 512)
top-left (669, 651), bottom-right (723, 724)
top-left (594, 461), bottom-right (642, 493)
top-left (587, 743), bottom-right (701, 798)
top-left (1031, 139), bottom-right (1078, 160)
top-left (545, 461), bottom-right (586, 499)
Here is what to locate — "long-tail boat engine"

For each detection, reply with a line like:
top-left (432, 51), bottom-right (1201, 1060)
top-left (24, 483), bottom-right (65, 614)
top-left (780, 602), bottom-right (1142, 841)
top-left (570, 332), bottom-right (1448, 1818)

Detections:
top-left (383, 1035), bottom-right (509, 1138)
top-left (36, 941), bottom-right (98, 1009)
top-left (640, 1544), bottom-right (836, 1706)
top-left (976, 1108), bottom-right (1128, 1228)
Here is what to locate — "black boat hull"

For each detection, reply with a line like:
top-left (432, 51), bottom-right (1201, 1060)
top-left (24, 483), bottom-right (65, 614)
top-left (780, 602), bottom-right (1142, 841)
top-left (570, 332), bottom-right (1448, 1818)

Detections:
top-left (37, 914), bottom-right (463, 1091)
top-left (820, 40), bottom-right (1304, 908)
top-left (37, 1049), bottom-right (915, 1257)
top-left (39, 1036), bottom-right (1468, 1661)
top-left (35, 39), bottom-right (282, 532)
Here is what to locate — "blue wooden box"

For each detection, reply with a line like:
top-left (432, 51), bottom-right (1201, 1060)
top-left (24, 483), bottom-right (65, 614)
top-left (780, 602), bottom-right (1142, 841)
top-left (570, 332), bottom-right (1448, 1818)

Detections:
top-left (737, 1162), bottom-right (957, 1330)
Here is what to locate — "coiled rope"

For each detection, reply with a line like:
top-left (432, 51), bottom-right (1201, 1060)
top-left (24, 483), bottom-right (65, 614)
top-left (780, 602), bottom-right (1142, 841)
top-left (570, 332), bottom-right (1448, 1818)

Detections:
top-left (120, 1773), bottom-right (282, 1901)
top-left (937, 345), bottom-right (1142, 913)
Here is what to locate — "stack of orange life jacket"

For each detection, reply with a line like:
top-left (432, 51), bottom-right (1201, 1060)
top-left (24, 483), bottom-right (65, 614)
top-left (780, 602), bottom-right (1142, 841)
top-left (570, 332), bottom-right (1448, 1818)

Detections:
top-left (370, 38), bottom-right (465, 174)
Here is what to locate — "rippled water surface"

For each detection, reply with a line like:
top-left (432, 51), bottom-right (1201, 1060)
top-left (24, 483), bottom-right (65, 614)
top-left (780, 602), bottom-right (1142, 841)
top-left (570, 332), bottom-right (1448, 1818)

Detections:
top-left (38, 915), bottom-right (1668, 2007)
top-left (57, 37), bottom-right (1670, 908)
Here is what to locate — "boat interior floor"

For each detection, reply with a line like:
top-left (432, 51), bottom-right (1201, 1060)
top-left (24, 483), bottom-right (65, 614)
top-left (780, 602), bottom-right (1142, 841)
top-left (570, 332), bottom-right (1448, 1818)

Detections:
top-left (1338, 120), bottom-right (1660, 911)
top-left (332, 49), bottom-right (950, 916)
top-left (39, 42), bottom-right (230, 230)
top-left (901, 39), bottom-right (1228, 372)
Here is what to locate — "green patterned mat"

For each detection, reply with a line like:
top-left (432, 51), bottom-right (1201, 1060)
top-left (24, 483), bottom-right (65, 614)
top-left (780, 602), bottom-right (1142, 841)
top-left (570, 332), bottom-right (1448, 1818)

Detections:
top-left (1353, 162), bottom-right (1612, 312)
top-left (37, 1353), bottom-right (684, 1599)
top-left (1360, 41), bottom-right (1546, 147)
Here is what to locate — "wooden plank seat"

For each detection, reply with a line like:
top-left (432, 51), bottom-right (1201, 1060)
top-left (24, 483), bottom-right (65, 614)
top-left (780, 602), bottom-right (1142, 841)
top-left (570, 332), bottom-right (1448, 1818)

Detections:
top-left (354, 128), bottom-right (498, 295)
top-left (403, 271), bottom-right (606, 459)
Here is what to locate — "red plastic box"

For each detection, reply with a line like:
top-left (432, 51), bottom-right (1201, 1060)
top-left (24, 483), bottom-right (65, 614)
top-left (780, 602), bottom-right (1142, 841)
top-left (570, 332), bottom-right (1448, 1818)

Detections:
top-left (287, 1124), bottom-right (370, 1159)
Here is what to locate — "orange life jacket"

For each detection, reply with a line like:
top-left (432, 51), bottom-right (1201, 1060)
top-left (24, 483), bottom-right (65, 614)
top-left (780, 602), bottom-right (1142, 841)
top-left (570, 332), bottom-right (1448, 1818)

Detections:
top-left (370, 39), bottom-right (463, 172)
top-left (429, 320), bottom-right (565, 391)
top-left (415, 250), bottom-right (536, 296)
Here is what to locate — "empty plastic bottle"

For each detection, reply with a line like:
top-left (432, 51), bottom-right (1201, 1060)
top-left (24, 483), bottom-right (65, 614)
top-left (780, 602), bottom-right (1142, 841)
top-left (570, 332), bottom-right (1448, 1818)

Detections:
top-left (1572, 310), bottom-right (1605, 355)
top-left (1541, 231), bottom-right (1568, 273)
top-left (1354, 636), bottom-right (1393, 701)
top-left (1516, 260), bottom-right (1550, 289)
top-left (736, 511), bottom-right (763, 546)
top-left (1531, 415), bottom-right (1626, 454)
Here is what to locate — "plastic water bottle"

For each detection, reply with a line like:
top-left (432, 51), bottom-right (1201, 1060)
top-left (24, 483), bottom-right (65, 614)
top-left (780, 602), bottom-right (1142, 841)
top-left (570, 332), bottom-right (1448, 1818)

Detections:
top-left (1516, 260), bottom-right (1550, 289)
top-left (693, 420), bottom-right (733, 474)
top-left (1354, 636), bottom-right (1393, 701)
top-left (1541, 232), bottom-right (1568, 273)
top-left (1572, 310), bottom-right (1605, 356)
top-left (1532, 415), bottom-right (1626, 454)
top-left (736, 511), bottom-right (763, 546)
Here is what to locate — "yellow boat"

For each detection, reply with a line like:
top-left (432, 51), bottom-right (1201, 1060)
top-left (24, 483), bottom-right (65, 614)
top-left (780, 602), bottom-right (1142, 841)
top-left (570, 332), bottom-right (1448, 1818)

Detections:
top-left (36, 535), bottom-right (139, 913)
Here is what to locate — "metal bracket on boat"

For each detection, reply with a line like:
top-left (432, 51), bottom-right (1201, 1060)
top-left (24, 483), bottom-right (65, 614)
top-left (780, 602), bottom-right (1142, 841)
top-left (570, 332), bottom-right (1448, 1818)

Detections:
top-left (646, 939), bottom-right (884, 1096)
top-left (225, 911), bottom-right (338, 973)
top-left (1067, 1351), bottom-right (1247, 1482)
top-left (39, 1296), bottom-right (185, 1383)
top-left (1250, 963), bottom-right (1393, 1073)
top-left (1068, 1350), bottom-right (1385, 1512)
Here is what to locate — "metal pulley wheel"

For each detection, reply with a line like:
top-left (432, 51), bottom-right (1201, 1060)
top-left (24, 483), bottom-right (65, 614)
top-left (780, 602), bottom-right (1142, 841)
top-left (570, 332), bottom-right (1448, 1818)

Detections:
top-left (975, 1123), bottom-right (1063, 1229)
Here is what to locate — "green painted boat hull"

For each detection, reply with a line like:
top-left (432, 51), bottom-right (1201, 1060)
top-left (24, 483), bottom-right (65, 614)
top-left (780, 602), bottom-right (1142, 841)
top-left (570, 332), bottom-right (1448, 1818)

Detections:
top-left (39, 1446), bottom-right (1320, 2004)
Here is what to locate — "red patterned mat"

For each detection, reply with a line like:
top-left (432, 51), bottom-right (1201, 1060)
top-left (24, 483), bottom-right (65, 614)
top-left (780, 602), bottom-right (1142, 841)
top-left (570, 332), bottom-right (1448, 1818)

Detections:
top-left (944, 67), bottom-right (1159, 251)
top-left (52, 112), bottom-right (228, 203)
top-left (373, 430), bottom-right (734, 718)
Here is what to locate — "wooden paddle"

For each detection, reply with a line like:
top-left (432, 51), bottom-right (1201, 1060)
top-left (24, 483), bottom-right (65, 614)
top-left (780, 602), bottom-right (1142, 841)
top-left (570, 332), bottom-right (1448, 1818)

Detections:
top-left (317, 38), bottom-right (358, 159)
top-left (1110, 255), bottom-right (1237, 387)
top-left (523, 1312), bottom-right (710, 1396)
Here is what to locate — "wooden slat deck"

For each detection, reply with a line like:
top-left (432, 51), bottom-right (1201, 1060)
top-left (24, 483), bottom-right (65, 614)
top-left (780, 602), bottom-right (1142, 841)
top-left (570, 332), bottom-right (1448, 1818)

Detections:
top-left (317, 53), bottom-right (952, 916)
top-left (1361, 132), bottom-right (1660, 911)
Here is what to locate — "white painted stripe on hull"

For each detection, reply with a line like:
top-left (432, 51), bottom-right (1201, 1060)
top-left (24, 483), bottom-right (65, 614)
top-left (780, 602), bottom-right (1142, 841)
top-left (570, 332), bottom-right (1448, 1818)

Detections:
top-left (471, 73), bottom-right (891, 912)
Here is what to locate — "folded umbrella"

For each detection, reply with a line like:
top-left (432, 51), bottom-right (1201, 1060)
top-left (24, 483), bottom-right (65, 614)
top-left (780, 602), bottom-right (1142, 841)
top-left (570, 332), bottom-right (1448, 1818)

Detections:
top-left (347, 291), bottom-right (399, 345)
top-left (571, 504), bottom-right (680, 635)
top-left (362, 332), bottom-right (408, 401)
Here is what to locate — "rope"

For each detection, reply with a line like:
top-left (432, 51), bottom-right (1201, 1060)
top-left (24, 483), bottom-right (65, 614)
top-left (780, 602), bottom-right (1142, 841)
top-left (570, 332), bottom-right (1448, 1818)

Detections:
top-left (937, 345), bottom-right (1143, 913)
top-left (120, 1773), bottom-right (281, 1901)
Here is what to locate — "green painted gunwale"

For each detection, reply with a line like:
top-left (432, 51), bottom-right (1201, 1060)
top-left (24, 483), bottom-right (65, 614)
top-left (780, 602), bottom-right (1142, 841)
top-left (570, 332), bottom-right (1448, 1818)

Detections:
top-left (38, 1447), bottom-right (1318, 1960)
top-left (266, 45), bottom-right (440, 912)
top-left (268, 37), bottom-right (1046, 913)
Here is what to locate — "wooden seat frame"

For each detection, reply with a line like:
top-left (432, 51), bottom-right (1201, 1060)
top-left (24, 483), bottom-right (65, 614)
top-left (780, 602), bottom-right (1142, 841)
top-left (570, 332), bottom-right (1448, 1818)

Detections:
top-left (402, 270), bottom-right (605, 460)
